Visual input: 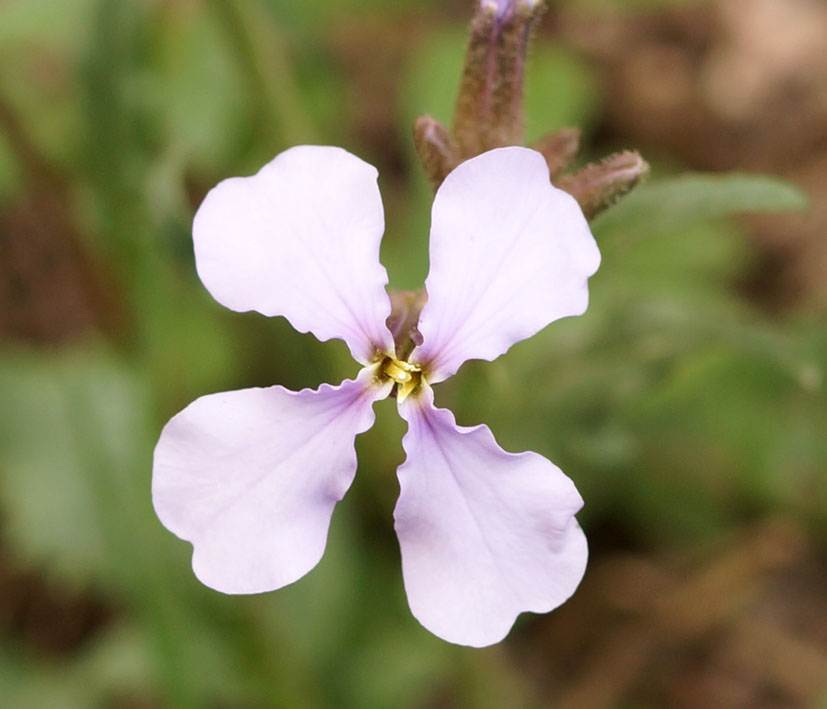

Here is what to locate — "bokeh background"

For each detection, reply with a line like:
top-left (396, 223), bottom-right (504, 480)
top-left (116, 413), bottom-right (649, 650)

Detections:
top-left (1, 0), bottom-right (825, 706)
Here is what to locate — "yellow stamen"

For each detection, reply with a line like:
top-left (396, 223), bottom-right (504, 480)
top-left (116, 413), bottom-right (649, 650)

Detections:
top-left (382, 357), bottom-right (422, 402)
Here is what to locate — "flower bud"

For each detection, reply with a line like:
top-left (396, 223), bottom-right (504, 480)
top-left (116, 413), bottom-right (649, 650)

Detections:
top-left (453, 0), bottom-right (545, 157)
top-left (558, 150), bottom-right (650, 219)
top-left (411, 1), bottom-right (649, 220)
top-left (413, 115), bottom-right (460, 190)
top-left (386, 288), bottom-right (428, 358)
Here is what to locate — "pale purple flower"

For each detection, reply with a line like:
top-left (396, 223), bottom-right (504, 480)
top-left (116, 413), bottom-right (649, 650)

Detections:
top-left (484, 0), bottom-right (541, 19)
top-left (152, 145), bottom-right (600, 647)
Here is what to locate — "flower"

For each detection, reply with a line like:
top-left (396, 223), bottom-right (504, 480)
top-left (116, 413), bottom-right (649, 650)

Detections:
top-left (484, 0), bottom-right (541, 20)
top-left (152, 145), bottom-right (600, 647)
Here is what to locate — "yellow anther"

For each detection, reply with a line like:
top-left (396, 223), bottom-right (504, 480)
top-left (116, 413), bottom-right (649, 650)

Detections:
top-left (381, 357), bottom-right (422, 402)
top-left (385, 360), bottom-right (411, 383)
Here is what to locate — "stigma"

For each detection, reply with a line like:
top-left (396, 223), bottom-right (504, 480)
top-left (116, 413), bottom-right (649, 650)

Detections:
top-left (381, 356), bottom-right (422, 402)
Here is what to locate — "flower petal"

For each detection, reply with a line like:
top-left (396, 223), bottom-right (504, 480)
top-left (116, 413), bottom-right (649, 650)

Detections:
top-left (152, 368), bottom-right (390, 594)
top-left (411, 147), bottom-right (600, 382)
top-left (194, 145), bottom-right (394, 364)
top-left (395, 385), bottom-right (587, 647)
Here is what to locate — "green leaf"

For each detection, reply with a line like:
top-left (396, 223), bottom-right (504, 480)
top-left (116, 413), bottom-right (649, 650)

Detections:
top-left (593, 173), bottom-right (809, 239)
top-left (0, 344), bottom-right (155, 586)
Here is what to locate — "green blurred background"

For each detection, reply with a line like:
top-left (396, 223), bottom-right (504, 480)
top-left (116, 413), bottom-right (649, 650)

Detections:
top-left (0, 0), bottom-right (825, 706)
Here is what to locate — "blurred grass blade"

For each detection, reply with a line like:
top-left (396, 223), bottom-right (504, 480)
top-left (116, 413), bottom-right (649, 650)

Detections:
top-left (593, 173), bottom-right (809, 238)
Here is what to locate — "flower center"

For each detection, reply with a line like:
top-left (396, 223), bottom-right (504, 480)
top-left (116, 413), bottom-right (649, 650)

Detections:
top-left (381, 356), bottom-right (422, 402)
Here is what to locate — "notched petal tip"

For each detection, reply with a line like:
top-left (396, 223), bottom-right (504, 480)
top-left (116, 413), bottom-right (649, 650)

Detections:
top-left (394, 385), bottom-right (588, 646)
top-left (411, 147), bottom-right (600, 382)
top-left (192, 145), bottom-right (395, 364)
top-left (152, 372), bottom-right (388, 595)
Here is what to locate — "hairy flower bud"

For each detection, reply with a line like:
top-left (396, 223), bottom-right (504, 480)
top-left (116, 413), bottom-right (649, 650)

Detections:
top-left (453, 0), bottom-right (544, 157)
top-left (413, 115), bottom-right (460, 190)
top-left (412, 0), bottom-right (649, 218)
top-left (558, 150), bottom-right (650, 219)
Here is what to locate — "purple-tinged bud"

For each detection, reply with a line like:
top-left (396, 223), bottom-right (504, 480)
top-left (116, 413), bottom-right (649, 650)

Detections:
top-left (386, 289), bottom-right (428, 358)
top-left (484, 0), bottom-right (542, 21)
top-left (453, 0), bottom-right (545, 157)
top-left (558, 150), bottom-right (650, 220)
top-left (413, 115), bottom-right (460, 190)
top-left (410, 0), bottom-right (649, 224)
